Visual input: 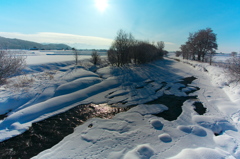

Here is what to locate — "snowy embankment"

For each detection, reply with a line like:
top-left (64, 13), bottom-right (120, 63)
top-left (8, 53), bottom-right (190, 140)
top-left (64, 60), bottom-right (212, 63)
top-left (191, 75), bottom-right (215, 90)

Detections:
top-left (0, 54), bottom-right (240, 158)
top-left (168, 55), bottom-right (240, 121)
top-left (169, 55), bottom-right (240, 103)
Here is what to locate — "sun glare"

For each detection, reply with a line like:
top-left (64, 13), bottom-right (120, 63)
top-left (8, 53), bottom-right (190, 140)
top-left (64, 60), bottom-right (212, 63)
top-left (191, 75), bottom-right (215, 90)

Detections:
top-left (95, 0), bottom-right (108, 12)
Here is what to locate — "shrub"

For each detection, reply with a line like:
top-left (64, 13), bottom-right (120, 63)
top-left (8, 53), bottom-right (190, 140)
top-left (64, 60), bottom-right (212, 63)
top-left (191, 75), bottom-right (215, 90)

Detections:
top-left (226, 55), bottom-right (240, 82)
top-left (231, 52), bottom-right (237, 57)
top-left (135, 41), bottom-right (159, 64)
top-left (0, 50), bottom-right (26, 85)
top-left (91, 50), bottom-right (101, 65)
top-left (72, 48), bottom-right (80, 65)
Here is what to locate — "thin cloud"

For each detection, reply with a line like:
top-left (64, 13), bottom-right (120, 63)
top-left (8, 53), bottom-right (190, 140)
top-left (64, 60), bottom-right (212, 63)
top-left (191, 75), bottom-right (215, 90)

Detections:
top-left (0, 32), bottom-right (179, 50)
top-left (165, 42), bottom-right (175, 45)
top-left (0, 32), bottom-right (113, 49)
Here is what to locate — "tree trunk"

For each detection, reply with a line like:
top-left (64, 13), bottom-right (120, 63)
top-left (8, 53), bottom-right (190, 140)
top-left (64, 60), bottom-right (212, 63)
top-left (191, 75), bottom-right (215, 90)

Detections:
top-left (197, 53), bottom-right (201, 61)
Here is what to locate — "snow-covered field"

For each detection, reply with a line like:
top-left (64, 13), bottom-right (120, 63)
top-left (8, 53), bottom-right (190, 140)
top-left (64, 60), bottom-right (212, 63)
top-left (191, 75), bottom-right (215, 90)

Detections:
top-left (0, 52), bottom-right (240, 158)
top-left (24, 50), bottom-right (107, 64)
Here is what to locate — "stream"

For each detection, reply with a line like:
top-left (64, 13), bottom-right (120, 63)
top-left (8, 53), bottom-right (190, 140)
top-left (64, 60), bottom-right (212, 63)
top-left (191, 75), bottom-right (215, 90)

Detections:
top-left (0, 104), bottom-right (129, 159)
top-left (0, 76), bottom-right (207, 159)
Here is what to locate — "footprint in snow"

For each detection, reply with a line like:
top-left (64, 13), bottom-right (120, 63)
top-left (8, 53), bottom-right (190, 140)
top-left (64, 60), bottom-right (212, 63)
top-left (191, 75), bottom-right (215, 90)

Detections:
top-left (158, 133), bottom-right (172, 143)
top-left (191, 126), bottom-right (207, 137)
top-left (178, 125), bottom-right (207, 137)
top-left (123, 144), bottom-right (155, 159)
top-left (177, 125), bottom-right (192, 134)
top-left (150, 119), bottom-right (163, 130)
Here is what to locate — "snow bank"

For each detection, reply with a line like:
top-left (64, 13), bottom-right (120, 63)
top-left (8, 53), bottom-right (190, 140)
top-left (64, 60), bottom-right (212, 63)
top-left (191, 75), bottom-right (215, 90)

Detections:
top-left (54, 77), bottom-right (102, 97)
top-left (0, 77), bottom-right (121, 141)
top-left (169, 56), bottom-right (240, 103)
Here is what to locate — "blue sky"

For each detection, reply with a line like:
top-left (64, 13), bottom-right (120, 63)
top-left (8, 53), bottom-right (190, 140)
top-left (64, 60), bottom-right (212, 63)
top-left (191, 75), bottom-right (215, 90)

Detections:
top-left (0, 0), bottom-right (239, 52)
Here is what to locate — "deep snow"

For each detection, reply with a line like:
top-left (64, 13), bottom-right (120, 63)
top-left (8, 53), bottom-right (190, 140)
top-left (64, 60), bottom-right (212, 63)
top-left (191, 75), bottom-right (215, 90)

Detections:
top-left (0, 52), bottom-right (240, 158)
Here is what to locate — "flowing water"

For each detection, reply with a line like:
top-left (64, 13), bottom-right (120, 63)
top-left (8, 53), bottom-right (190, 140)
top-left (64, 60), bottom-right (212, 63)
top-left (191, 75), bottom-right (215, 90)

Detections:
top-left (0, 76), bottom-right (204, 158)
top-left (0, 104), bottom-right (129, 159)
top-left (147, 76), bottom-right (202, 121)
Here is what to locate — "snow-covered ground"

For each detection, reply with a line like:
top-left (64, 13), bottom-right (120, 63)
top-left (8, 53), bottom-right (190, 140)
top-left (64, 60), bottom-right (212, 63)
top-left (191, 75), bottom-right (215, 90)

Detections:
top-left (24, 50), bottom-right (107, 64)
top-left (0, 52), bottom-right (240, 158)
top-left (213, 53), bottom-right (233, 63)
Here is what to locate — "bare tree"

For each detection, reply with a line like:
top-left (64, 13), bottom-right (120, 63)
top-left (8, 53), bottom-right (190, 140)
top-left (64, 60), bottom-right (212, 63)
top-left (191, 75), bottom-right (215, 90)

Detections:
top-left (0, 50), bottom-right (26, 85)
top-left (196, 28), bottom-right (218, 62)
top-left (208, 50), bottom-right (216, 65)
top-left (107, 29), bottom-right (131, 66)
top-left (108, 29), bottom-right (167, 66)
top-left (156, 41), bottom-right (165, 57)
top-left (156, 41), bottom-right (164, 51)
top-left (128, 33), bottom-right (137, 63)
top-left (180, 28), bottom-right (218, 63)
top-left (91, 50), bottom-right (101, 65)
top-left (72, 48), bottom-right (80, 65)
top-left (115, 29), bottom-right (129, 66)
top-left (180, 43), bottom-right (192, 60)
top-left (108, 47), bottom-right (118, 66)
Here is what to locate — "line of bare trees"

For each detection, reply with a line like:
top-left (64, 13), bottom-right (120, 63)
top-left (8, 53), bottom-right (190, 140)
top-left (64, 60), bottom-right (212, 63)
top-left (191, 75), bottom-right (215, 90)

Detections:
top-left (176, 28), bottom-right (218, 65)
top-left (108, 29), bottom-right (168, 66)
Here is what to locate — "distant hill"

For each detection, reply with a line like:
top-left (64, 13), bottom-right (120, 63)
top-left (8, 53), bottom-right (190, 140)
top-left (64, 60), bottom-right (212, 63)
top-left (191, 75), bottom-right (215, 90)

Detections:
top-left (0, 36), bottom-right (72, 50)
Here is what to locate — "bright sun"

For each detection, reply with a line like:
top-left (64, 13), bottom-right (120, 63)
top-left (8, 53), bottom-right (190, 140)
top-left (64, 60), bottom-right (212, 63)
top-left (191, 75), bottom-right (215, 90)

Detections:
top-left (95, 0), bottom-right (108, 12)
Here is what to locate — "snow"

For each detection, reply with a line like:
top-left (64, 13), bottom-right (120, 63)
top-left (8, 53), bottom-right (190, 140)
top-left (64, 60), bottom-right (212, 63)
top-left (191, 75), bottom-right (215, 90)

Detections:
top-left (169, 147), bottom-right (231, 159)
top-left (23, 50), bottom-right (107, 65)
top-left (123, 144), bottom-right (155, 159)
top-left (0, 52), bottom-right (240, 158)
top-left (170, 53), bottom-right (240, 103)
top-left (193, 115), bottom-right (237, 135)
top-left (158, 133), bottom-right (172, 143)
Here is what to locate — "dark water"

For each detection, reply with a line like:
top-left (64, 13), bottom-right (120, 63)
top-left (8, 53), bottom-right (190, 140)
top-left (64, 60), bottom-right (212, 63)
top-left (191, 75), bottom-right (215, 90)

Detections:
top-left (147, 76), bottom-right (200, 121)
top-left (155, 82), bottom-right (167, 92)
top-left (147, 95), bottom-right (197, 121)
top-left (178, 76), bottom-right (197, 86)
top-left (0, 104), bottom-right (129, 159)
top-left (193, 101), bottom-right (206, 115)
top-left (0, 113), bottom-right (7, 120)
